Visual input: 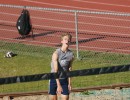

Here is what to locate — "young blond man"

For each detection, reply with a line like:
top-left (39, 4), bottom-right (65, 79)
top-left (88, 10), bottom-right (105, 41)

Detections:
top-left (49, 33), bottom-right (74, 100)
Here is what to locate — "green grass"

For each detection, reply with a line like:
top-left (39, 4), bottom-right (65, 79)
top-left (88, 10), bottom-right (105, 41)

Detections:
top-left (0, 41), bottom-right (130, 93)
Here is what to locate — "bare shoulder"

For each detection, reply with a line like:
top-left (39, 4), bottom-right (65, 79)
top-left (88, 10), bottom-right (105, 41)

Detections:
top-left (53, 50), bottom-right (58, 56)
top-left (52, 50), bottom-right (58, 60)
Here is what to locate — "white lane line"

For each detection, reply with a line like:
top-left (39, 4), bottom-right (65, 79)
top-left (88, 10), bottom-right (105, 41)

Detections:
top-left (20, 0), bottom-right (123, 13)
top-left (72, 0), bottom-right (130, 8)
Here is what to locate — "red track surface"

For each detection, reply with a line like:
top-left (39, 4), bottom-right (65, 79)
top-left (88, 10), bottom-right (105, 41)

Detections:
top-left (1, 0), bottom-right (130, 13)
top-left (0, 0), bottom-right (130, 54)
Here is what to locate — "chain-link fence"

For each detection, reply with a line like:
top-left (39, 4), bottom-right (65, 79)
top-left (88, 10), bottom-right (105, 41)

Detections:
top-left (1, 4), bottom-right (130, 58)
top-left (0, 4), bottom-right (130, 98)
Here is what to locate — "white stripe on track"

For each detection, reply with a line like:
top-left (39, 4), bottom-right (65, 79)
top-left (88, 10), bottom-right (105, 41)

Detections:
top-left (72, 0), bottom-right (130, 8)
top-left (20, 0), bottom-right (124, 13)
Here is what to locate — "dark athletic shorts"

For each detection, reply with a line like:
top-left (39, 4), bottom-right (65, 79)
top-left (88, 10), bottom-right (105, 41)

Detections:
top-left (49, 78), bottom-right (69, 95)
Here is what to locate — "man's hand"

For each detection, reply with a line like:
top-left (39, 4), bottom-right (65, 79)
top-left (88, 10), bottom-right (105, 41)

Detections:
top-left (68, 84), bottom-right (72, 92)
top-left (57, 85), bottom-right (63, 94)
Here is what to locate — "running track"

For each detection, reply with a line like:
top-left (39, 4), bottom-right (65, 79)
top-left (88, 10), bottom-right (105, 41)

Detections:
top-left (0, 0), bottom-right (130, 54)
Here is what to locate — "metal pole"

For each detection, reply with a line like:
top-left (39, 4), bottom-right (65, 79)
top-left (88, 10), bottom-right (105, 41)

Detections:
top-left (75, 12), bottom-right (79, 59)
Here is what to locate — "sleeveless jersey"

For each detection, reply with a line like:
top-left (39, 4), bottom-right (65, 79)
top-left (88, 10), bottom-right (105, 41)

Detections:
top-left (51, 48), bottom-right (73, 73)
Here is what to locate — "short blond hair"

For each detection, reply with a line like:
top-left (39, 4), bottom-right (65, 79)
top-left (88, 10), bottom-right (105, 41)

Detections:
top-left (61, 33), bottom-right (72, 41)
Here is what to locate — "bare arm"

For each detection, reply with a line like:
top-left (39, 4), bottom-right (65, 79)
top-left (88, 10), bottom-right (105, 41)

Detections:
top-left (52, 51), bottom-right (63, 94)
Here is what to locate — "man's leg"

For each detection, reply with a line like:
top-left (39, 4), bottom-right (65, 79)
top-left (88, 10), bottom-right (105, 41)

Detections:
top-left (49, 95), bottom-right (57, 100)
top-left (49, 79), bottom-right (57, 100)
top-left (61, 94), bottom-right (69, 100)
top-left (61, 84), bottom-right (69, 100)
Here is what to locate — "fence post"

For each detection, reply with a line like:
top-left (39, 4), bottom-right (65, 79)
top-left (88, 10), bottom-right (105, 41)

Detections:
top-left (75, 11), bottom-right (79, 59)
